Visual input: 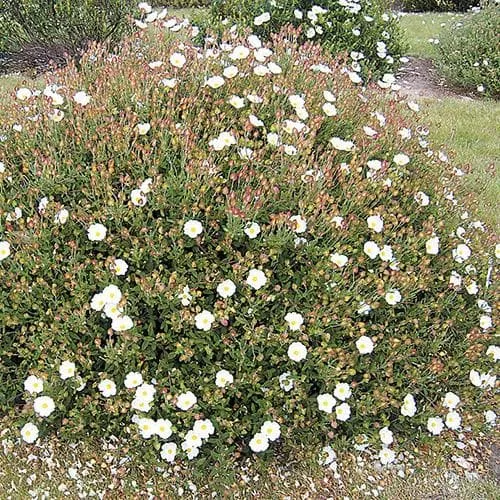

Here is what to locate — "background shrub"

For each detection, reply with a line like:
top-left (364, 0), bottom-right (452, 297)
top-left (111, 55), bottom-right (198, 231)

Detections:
top-left (436, 5), bottom-right (500, 96)
top-left (400, 0), bottom-right (479, 13)
top-left (0, 0), bottom-right (135, 73)
top-left (0, 22), bottom-right (496, 462)
top-left (199, 0), bottom-right (407, 80)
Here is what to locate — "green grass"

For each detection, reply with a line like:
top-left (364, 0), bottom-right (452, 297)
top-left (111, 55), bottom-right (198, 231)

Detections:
top-left (422, 97), bottom-right (500, 230)
top-left (399, 12), bottom-right (468, 59)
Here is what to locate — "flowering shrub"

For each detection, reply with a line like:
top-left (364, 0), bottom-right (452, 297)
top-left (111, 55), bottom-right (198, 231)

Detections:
top-left (436, 5), bottom-right (500, 97)
top-left (200, 0), bottom-right (407, 80)
top-left (0, 18), bottom-right (497, 464)
top-left (0, 0), bottom-right (136, 72)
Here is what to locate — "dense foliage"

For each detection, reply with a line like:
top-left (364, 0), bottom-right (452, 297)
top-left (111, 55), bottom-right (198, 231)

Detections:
top-left (199, 0), bottom-right (407, 80)
top-left (436, 5), bottom-right (500, 96)
top-left (0, 0), bottom-right (135, 72)
top-left (401, 0), bottom-right (479, 13)
top-left (0, 17), bottom-right (497, 464)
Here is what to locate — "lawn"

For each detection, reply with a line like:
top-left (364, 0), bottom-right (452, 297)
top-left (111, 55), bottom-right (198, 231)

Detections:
top-left (399, 12), bottom-right (468, 59)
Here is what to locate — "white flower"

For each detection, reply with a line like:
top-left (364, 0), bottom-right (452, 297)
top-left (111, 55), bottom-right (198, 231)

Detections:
top-left (426, 237), bottom-right (439, 255)
top-left (427, 417), bottom-right (444, 435)
top-left (322, 102), bottom-right (337, 116)
top-left (131, 398), bottom-right (151, 412)
top-left (87, 223), bottom-right (107, 241)
top-left (496, 243), bottom-right (500, 259)
top-left (479, 315), bottom-right (492, 330)
top-left (148, 60), bottom-right (163, 70)
top-left (445, 411), bottom-right (461, 430)
top-left (408, 101), bottom-right (420, 112)
top-left (254, 12), bottom-right (270, 26)
top-left (0, 241), bottom-right (11, 261)
top-left (288, 341), bottom-right (307, 362)
top-left (136, 122), bottom-right (151, 135)
top-left (367, 215), bottom-right (383, 233)
top-left (155, 418), bottom-right (173, 439)
top-left (330, 253), bottom-right (348, 267)
top-left (284, 312), bottom-right (304, 331)
top-left (452, 244), bottom-right (471, 263)
top-left (485, 410), bottom-right (496, 425)
top-left (124, 372), bottom-right (143, 389)
top-left (385, 289), bottom-right (402, 306)
top-left (111, 315), bottom-right (134, 332)
top-left (98, 379), bottom-right (117, 398)
top-left (244, 222), bottom-right (261, 239)
top-left (102, 284), bottom-right (122, 305)
top-left (247, 269), bottom-right (267, 290)
top-left (135, 383), bottom-right (156, 402)
top-left (333, 383), bottom-right (352, 401)
top-left (356, 336), bottom-right (374, 354)
top-left (90, 293), bottom-right (106, 311)
top-left (160, 442), bottom-right (177, 462)
top-left (229, 95), bottom-right (246, 109)
top-left (330, 137), bottom-right (355, 151)
top-left (261, 421), bottom-right (280, 441)
top-left (182, 442), bottom-right (200, 460)
top-left (393, 153), bottom-right (410, 166)
top-left (449, 271), bottom-right (462, 287)
top-left (486, 345), bottom-right (500, 362)
top-left (170, 52), bottom-right (186, 68)
top-left (217, 279), bottom-right (236, 299)
top-left (379, 447), bottom-right (395, 465)
top-left (176, 391), bottom-right (197, 411)
top-left (415, 191), bottom-right (430, 206)
top-left (137, 418), bottom-right (156, 439)
top-left (138, 2), bottom-right (152, 13)
top-left (112, 258), bottom-right (128, 276)
top-left (290, 215), bottom-right (307, 233)
top-left (379, 427), bottom-right (393, 445)
top-left (59, 361), bottom-right (76, 380)
top-left (335, 402), bottom-right (351, 421)
top-left (21, 423), bottom-right (39, 443)
top-left (33, 396), bottom-right (55, 417)
top-left (466, 281), bottom-right (478, 295)
top-left (279, 372), bottom-right (294, 392)
top-left (379, 245), bottom-right (393, 262)
top-left (249, 114), bottom-right (264, 127)
top-left (73, 91), bottom-right (91, 106)
top-left (223, 65), bottom-right (238, 79)
top-left (319, 445), bottom-right (337, 466)
top-left (215, 369), bottom-right (234, 388)
top-left (24, 375), bottom-right (44, 394)
top-left (367, 159), bottom-right (382, 171)
top-left (16, 87), bottom-right (32, 100)
top-left (183, 219), bottom-right (203, 238)
top-left (178, 286), bottom-right (192, 306)
top-left (205, 76), bottom-right (225, 89)
top-left (267, 132), bottom-right (281, 146)
top-left (363, 241), bottom-right (380, 259)
top-left (193, 419), bottom-right (215, 439)
top-left (195, 310), bottom-right (215, 331)
top-left (443, 392), bottom-right (460, 409)
top-left (249, 432), bottom-right (269, 452)
top-left (317, 394), bottom-right (336, 413)
top-left (401, 394), bottom-right (417, 417)
top-left (230, 45), bottom-right (250, 60)
top-left (184, 430), bottom-right (203, 448)
top-left (469, 369), bottom-right (496, 389)
top-left (161, 78), bottom-right (177, 89)
top-left (105, 304), bottom-right (122, 321)
top-left (54, 208), bottom-right (69, 224)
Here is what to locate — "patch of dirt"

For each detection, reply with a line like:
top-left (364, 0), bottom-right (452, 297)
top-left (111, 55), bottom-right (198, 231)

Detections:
top-left (397, 56), bottom-right (475, 101)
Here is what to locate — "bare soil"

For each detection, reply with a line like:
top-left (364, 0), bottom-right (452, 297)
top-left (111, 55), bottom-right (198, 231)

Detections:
top-left (397, 56), bottom-right (476, 101)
